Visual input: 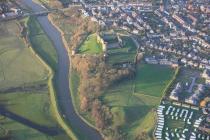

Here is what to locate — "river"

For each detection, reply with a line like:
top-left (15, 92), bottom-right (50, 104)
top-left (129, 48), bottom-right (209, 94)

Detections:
top-left (20, 0), bottom-right (102, 139)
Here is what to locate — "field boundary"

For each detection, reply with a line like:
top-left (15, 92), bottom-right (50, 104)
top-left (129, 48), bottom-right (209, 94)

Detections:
top-left (152, 67), bottom-right (180, 140)
top-left (22, 19), bottom-right (78, 140)
top-left (134, 92), bottom-right (161, 99)
top-left (160, 67), bottom-right (180, 101)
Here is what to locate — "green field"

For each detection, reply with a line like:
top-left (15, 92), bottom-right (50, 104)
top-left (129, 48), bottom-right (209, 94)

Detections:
top-left (102, 63), bottom-right (176, 139)
top-left (0, 21), bottom-right (47, 89)
top-left (28, 17), bottom-right (58, 71)
top-left (0, 20), bottom-right (67, 139)
top-left (107, 36), bottom-right (137, 65)
top-left (0, 117), bottom-right (68, 140)
top-left (78, 34), bottom-right (103, 54)
top-left (135, 64), bottom-right (175, 97)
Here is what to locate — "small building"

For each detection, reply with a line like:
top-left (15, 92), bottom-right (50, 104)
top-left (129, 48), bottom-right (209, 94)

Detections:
top-left (145, 57), bottom-right (158, 64)
top-left (169, 83), bottom-right (182, 101)
top-left (159, 58), bottom-right (172, 65)
top-left (181, 58), bottom-right (187, 64)
top-left (202, 69), bottom-right (210, 85)
top-left (97, 32), bottom-right (122, 52)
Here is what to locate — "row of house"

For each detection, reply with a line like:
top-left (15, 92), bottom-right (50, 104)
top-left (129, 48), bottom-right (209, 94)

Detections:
top-left (141, 40), bottom-right (210, 70)
top-left (144, 57), bottom-right (178, 67)
top-left (0, 3), bottom-right (22, 19)
top-left (169, 80), bottom-right (208, 106)
top-left (142, 39), bottom-right (210, 70)
top-left (185, 84), bottom-right (205, 105)
top-left (155, 105), bottom-right (165, 140)
top-left (169, 83), bottom-right (182, 101)
top-left (82, 0), bottom-right (155, 34)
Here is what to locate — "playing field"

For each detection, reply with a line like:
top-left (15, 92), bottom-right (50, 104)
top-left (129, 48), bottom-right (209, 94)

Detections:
top-left (102, 63), bottom-right (176, 139)
top-left (135, 64), bottom-right (175, 97)
top-left (78, 34), bottom-right (103, 54)
top-left (0, 20), bottom-right (67, 139)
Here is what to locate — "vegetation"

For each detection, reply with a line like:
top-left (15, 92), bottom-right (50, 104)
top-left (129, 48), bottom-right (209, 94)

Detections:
top-left (107, 36), bottom-right (137, 65)
top-left (70, 60), bottom-right (175, 139)
top-left (135, 64), bottom-right (176, 97)
top-left (166, 67), bottom-right (202, 101)
top-left (71, 55), bottom-right (133, 139)
top-left (27, 17), bottom-right (58, 71)
top-left (27, 17), bottom-right (78, 140)
top-left (102, 63), bottom-right (175, 139)
top-left (49, 8), bottom-right (99, 50)
top-left (48, 3), bottom-right (177, 139)
top-left (78, 34), bottom-right (103, 54)
top-left (0, 20), bottom-right (68, 139)
top-left (166, 119), bottom-right (185, 129)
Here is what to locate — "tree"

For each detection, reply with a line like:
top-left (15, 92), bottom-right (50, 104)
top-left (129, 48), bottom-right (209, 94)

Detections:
top-left (135, 131), bottom-right (148, 140)
top-left (49, 1), bottom-right (62, 9)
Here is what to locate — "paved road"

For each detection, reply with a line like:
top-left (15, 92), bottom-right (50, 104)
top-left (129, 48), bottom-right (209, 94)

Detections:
top-left (20, 0), bottom-right (102, 139)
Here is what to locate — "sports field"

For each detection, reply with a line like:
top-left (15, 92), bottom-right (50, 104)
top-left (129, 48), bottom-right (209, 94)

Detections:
top-left (102, 63), bottom-right (176, 139)
top-left (0, 20), bottom-right (67, 139)
top-left (135, 64), bottom-right (175, 97)
top-left (78, 34), bottom-right (103, 54)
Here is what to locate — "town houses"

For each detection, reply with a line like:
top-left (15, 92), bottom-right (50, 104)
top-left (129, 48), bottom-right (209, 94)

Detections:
top-left (0, 2), bottom-right (22, 20)
top-left (78, 0), bottom-right (210, 138)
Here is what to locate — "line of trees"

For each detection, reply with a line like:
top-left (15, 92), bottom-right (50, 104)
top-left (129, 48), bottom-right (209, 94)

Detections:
top-left (49, 4), bottom-right (134, 139)
top-left (72, 55), bottom-right (134, 139)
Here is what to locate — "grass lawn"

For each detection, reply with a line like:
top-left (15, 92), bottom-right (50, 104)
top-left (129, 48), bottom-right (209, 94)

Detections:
top-left (0, 20), bottom-right (67, 139)
top-left (0, 21), bottom-right (48, 89)
top-left (28, 17), bottom-right (58, 71)
top-left (107, 36), bottom-right (137, 65)
top-left (78, 34), bottom-right (103, 55)
top-left (69, 69), bottom-right (80, 114)
top-left (0, 117), bottom-right (68, 140)
top-left (102, 63), bottom-right (176, 139)
top-left (166, 118), bottom-right (185, 129)
top-left (135, 64), bottom-right (176, 97)
top-left (0, 92), bottom-right (55, 127)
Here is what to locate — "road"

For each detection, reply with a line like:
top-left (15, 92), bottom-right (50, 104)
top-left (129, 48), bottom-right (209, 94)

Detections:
top-left (187, 77), bottom-right (196, 93)
top-left (20, 0), bottom-right (102, 140)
